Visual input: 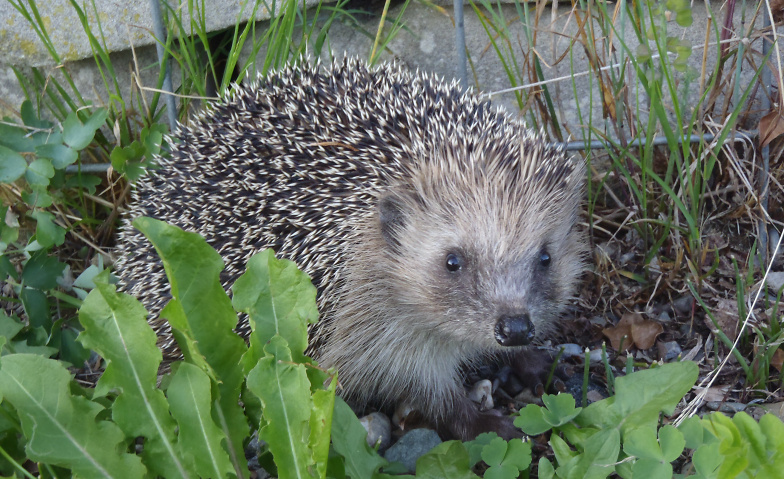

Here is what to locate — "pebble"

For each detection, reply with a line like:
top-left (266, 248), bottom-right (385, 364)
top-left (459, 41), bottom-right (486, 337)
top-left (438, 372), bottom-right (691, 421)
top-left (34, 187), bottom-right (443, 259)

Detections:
top-left (468, 379), bottom-right (494, 411)
top-left (657, 341), bottom-right (682, 361)
top-left (705, 401), bottom-right (747, 414)
top-left (384, 428), bottom-right (442, 473)
top-left (672, 296), bottom-right (694, 315)
top-left (359, 412), bottom-right (392, 451)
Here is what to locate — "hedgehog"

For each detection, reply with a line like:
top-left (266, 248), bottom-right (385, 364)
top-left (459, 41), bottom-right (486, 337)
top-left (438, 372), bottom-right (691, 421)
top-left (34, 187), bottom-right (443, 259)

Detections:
top-left (115, 57), bottom-right (585, 441)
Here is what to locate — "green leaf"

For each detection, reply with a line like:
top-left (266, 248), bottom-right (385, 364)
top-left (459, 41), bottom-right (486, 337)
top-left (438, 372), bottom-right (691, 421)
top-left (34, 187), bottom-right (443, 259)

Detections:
top-left (64, 173), bottom-right (101, 194)
top-left (630, 458), bottom-right (672, 479)
top-left (62, 109), bottom-right (107, 150)
top-left (168, 363), bottom-right (234, 479)
top-left (481, 437), bottom-right (531, 479)
top-left (760, 413), bottom-right (784, 457)
top-left (309, 376), bottom-right (337, 479)
top-left (20, 100), bottom-right (49, 129)
top-left (135, 217), bottom-right (249, 478)
top-left (0, 146), bottom-right (27, 183)
top-left (541, 393), bottom-right (582, 427)
top-left (247, 335), bottom-right (317, 479)
top-left (32, 210), bottom-right (66, 248)
top-left (78, 274), bottom-right (193, 479)
top-left (464, 432), bottom-right (498, 467)
top-left (21, 186), bottom-right (53, 208)
top-left (658, 424), bottom-right (685, 462)
top-left (233, 248), bottom-right (318, 370)
top-left (24, 158), bottom-right (54, 186)
top-left (0, 354), bottom-right (146, 478)
top-left (415, 441), bottom-right (480, 479)
top-left (577, 362), bottom-right (698, 434)
top-left (515, 404), bottom-right (551, 436)
top-left (0, 313), bottom-right (24, 344)
top-left (110, 142), bottom-right (147, 181)
top-left (624, 427), bottom-right (662, 460)
top-left (538, 457), bottom-right (555, 479)
top-left (331, 397), bottom-right (387, 478)
top-left (678, 415), bottom-right (708, 449)
top-left (21, 251), bottom-right (66, 290)
top-left (36, 144), bottom-right (78, 169)
top-left (19, 287), bottom-right (50, 329)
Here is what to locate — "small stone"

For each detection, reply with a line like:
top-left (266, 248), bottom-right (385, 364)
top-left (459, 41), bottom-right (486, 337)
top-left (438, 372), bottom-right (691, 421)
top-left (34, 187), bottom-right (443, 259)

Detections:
top-left (556, 343), bottom-right (583, 359)
top-left (673, 296), bottom-right (694, 315)
top-left (359, 412), bottom-right (392, 451)
top-left (766, 272), bottom-right (784, 294)
top-left (384, 428), bottom-right (442, 473)
top-left (705, 401), bottom-right (747, 414)
top-left (657, 341), bottom-right (682, 361)
top-left (468, 379), bottom-right (494, 411)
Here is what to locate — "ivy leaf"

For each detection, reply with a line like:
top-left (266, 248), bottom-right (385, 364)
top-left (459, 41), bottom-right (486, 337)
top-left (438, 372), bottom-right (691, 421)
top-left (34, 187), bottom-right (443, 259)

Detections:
top-left (0, 146), bottom-right (27, 183)
top-left (0, 354), bottom-right (146, 478)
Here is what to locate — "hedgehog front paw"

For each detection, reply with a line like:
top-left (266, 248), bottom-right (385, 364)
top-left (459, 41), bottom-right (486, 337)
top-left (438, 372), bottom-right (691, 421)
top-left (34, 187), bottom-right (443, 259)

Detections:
top-left (438, 397), bottom-right (523, 441)
top-left (507, 348), bottom-right (567, 397)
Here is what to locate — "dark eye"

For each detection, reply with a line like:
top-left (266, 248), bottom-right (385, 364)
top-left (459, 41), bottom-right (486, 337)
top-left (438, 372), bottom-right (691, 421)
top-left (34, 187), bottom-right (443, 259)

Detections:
top-left (446, 253), bottom-right (462, 272)
top-left (539, 249), bottom-right (551, 267)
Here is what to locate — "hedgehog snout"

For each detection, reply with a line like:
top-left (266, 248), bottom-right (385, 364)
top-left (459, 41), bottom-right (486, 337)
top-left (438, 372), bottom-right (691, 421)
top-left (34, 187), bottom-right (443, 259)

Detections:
top-left (494, 314), bottom-right (535, 346)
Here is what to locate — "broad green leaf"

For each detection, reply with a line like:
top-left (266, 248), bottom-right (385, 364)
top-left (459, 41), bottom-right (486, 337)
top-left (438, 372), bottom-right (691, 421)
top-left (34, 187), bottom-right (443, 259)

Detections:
top-left (32, 210), bottom-right (66, 248)
top-left (20, 287), bottom-right (50, 329)
top-left (168, 363), bottom-right (234, 479)
top-left (577, 361), bottom-right (698, 434)
top-left (0, 313), bottom-right (24, 343)
top-left (21, 251), bottom-right (66, 290)
top-left (331, 397), bottom-right (387, 478)
top-left (135, 217), bottom-right (249, 478)
top-left (20, 100), bottom-right (49, 129)
top-left (21, 186), bottom-right (53, 208)
top-left (464, 432), bottom-right (498, 467)
top-left (732, 412), bottom-right (765, 467)
top-left (692, 442), bottom-right (722, 477)
top-left (678, 415), bottom-right (708, 449)
top-left (0, 146), bottom-right (27, 183)
top-left (415, 441), bottom-right (480, 479)
top-left (0, 354), bottom-right (145, 478)
top-left (247, 335), bottom-right (316, 479)
top-left (233, 248), bottom-right (318, 370)
top-left (36, 144), bottom-right (78, 169)
top-left (24, 158), bottom-right (54, 186)
top-left (538, 457), bottom-right (555, 479)
top-left (78, 275), bottom-right (193, 479)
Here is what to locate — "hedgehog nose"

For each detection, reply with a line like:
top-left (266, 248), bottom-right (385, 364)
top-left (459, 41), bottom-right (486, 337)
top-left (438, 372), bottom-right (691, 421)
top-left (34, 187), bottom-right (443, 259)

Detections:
top-left (494, 314), bottom-right (535, 346)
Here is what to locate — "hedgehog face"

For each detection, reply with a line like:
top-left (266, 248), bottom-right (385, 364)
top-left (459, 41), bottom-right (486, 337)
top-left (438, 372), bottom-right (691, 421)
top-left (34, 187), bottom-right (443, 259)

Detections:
top-left (376, 147), bottom-right (585, 352)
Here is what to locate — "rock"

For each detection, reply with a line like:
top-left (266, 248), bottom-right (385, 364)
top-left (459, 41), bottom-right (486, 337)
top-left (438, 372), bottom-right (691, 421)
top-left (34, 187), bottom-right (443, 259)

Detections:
top-left (468, 379), bottom-right (494, 411)
top-left (672, 296), bottom-right (694, 315)
top-left (766, 272), bottom-right (784, 294)
top-left (705, 401), bottom-right (747, 414)
top-left (384, 428), bottom-right (442, 473)
top-left (359, 412), bottom-right (392, 451)
top-left (657, 341), bottom-right (682, 361)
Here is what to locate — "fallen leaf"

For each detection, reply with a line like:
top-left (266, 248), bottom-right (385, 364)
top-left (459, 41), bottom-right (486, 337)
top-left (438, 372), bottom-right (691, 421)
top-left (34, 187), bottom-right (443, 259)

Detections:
top-left (771, 348), bottom-right (784, 372)
top-left (602, 312), bottom-right (664, 351)
top-left (759, 109), bottom-right (784, 148)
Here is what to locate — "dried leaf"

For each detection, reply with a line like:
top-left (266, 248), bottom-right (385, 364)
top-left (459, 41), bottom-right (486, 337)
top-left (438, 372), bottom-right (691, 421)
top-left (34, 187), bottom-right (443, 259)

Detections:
top-left (759, 109), bottom-right (784, 148)
top-left (771, 348), bottom-right (784, 372)
top-left (602, 312), bottom-right (664, 351)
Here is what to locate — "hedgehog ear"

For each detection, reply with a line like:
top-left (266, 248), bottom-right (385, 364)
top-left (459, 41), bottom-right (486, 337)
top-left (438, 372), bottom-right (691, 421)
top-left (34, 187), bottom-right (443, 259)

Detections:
top-left (378, 189), bottom-right (413, 250)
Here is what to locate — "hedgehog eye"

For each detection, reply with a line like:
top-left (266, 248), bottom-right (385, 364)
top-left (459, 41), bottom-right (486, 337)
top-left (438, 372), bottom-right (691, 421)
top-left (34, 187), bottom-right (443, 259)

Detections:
top-left (539, 249), bottom-right (551, 267)
top-left (445, 253), bottom-right (463, 272)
